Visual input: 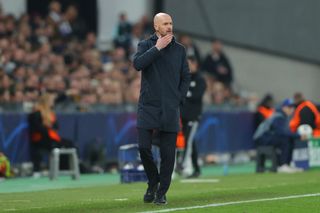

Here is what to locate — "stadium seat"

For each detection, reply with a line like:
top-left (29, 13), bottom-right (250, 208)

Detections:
top-left (256, 146), bottom-right (278, 173)
top-left (49, 148), bottom-right (80, 180)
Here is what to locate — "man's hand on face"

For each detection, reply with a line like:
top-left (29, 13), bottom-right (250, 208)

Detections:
top-left (155, 34), bottom-right (173, 50)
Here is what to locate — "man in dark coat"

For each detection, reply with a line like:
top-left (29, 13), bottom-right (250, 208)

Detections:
top-left (133, 12), bottom-right (190, 205)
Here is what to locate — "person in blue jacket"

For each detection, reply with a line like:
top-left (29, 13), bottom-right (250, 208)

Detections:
top-left (254, 98), bottom-right (308, 173)
top-left (133, 12), bottom-right (190, 205)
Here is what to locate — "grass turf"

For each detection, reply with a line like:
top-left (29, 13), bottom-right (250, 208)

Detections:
top-left (0, 166), bottom-right (319, 212)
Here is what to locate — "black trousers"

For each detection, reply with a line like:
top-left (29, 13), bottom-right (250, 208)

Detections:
top-left (138, 128), bottom-right (177, 196)
top-left (275, 138), bottom-right (294, 166)
top-left (258, 136), bottom-right (294, 166)
top-left (182, 120), bottom-right (200, 173)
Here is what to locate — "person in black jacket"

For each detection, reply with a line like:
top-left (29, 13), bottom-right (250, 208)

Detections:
top-left (179, 56), bottom-right (206, 178)
top-left (133, 12), bottom-right (190, 205)
top-left (202, 39), bottom-right (233, 87)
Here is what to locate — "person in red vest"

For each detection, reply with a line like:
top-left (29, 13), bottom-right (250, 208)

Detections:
top-left (255, 94), bottom-right (275, 129)
top-left (28, 93), bottom-right (73, 177)
top-left (290, 92), bottom-right (320, 137)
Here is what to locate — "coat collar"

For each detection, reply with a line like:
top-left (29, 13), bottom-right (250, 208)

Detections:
top-left (150, 33), bottom-right (176, 44)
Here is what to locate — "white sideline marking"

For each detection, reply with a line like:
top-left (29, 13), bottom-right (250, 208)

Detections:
top-left (6, 200), bottom-right (31, 203)
top-left (140, 193), bottom-right (320, 213)
top-left (114, 198), bottom-right (128, 201)
top-left (3, 207), bottom-right (43, 212)
top-left (180, 179), bottom-right (220, 183)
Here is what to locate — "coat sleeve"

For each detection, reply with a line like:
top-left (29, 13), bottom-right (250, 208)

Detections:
top-left (133, 40), bottom-right (161, 71)
top-left (179, 50), bottom-right (191, 105)
top-left (272, 117), bottom-right (300, 140)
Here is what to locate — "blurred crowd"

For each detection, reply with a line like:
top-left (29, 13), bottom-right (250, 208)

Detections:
top-left (0, 1), bottom-right (255, 112)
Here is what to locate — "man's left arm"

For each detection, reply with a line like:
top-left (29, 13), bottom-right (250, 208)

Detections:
top-left (179, 50), bottom-right (191, 106)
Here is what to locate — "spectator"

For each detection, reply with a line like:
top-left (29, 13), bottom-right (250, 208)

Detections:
top-left (98, 78), bottom-right (123, 105)
top-left (124, 75), bottom-right (141, 104)
top-left (59, 5), bottom-right (87, 39)
top-left (202, 39), bottom-right (233, 87)
top-left (48, 1), bottom-right (62, 25)
top-left (129, 24), bottom-right (144, 60)
top-left (65, 5), bottom-right (87, 39)
top-left (84, 32), bottom-right (97, 49)
top-left (113, 12), bottom-right (132, 56)
top-left (138, 15), bottom-right (153, 37)
top-left (0, 7), bottom-right (249, 112)
top-left (179, 34), bottom-right (202, 64)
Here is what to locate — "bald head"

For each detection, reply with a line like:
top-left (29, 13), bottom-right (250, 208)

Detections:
top-left (154, 13), bottom-right (170, 24)
top-left (153, 13), bottom-right (173, 37)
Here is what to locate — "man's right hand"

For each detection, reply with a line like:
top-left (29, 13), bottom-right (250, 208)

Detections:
top-left (155, 34), bottom-right (173, 50)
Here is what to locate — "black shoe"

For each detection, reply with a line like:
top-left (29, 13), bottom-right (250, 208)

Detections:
top-left (143, 184), bottom-right (158, 203)
top-left (154, 194), bottom-right (167, 205)
top-left (187, 171), bottom-right (200, 178)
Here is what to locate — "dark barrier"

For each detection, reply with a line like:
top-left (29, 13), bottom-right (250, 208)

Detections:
top-left (0, 111), bottom-right (255, 164)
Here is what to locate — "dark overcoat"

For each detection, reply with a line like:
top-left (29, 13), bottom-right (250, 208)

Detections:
top-left (133, 34), bottom-right (190, 132)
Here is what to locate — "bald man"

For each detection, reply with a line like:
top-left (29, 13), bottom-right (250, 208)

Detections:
top-left (133, 13), bottom-right (190, 205)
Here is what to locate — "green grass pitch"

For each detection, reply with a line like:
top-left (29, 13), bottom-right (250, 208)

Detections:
top-left (0, 166), bottom-right (319, 212)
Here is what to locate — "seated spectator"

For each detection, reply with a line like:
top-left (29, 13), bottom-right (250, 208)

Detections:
top-left (84, 32), bottom-right (97, 49)
top-left (124, 75), bottom-right (141, 104)
top-left (202, 39), bottom-right (233, 88)
top-left (59, 4), bottom-right (87, 39)
top-left (113, 12), bottom-right (132, 56)
top-left (47, 1), bottom-right (62, 25)
top-left (138, 15), bottom-right (153, 38)
top-left (253, 99), bottom-right (308, 173)
top-left (211, 82), bottom-right (227, 105)
top-left (129, 24), bottom-right (144, 60)
top-left (98, 79), bottom-right (123, 105)
top-left (290, 92), bottom-right (320, 137)
top-left (179, 34), bottom-right (202, 64)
